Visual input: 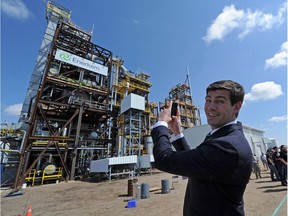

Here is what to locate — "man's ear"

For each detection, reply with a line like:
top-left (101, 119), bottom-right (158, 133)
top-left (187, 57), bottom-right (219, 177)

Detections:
top-left (233, 101), bottom-right (242, 114)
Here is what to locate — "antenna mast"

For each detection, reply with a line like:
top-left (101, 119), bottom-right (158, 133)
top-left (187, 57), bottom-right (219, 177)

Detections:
top-left (185, 66), bottom-right (201, 125)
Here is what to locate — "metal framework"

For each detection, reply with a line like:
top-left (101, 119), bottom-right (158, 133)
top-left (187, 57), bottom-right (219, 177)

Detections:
top-left (14, 2), bottom-right (113, 188)
top-left (111, 57), bottom-right (154, 158)
top-left (121, 109), bottom-right (142, 156)
top-left (10, 1), bottom-right (176, 187)
top-left (167, 82), bottom-right (200, 129)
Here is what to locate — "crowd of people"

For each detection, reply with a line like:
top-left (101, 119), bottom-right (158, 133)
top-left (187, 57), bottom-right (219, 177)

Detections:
top-left (253, 145), bottom-right (287, 186)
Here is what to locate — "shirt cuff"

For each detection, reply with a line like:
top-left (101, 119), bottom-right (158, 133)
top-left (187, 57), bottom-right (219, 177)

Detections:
top-left (151, 121), bottom-right (183, 141)
top-left (171, 133), bottom-right (184, 142)
top-left (151, 121), bottom-right (168, 130)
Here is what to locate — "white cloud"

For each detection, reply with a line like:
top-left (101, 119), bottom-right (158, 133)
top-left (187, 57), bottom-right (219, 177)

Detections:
top-left (4, 103), bottom-right (22, 117)
top-left (265, 41), bottom-right (288, 69)
top-left (203, 5), bottom-right (244, 44)
top-left (203, 3), bottom-right (286, 44)
top-left (245, 81), bottom-right (283, 102)
top-left (268, 115), bottom-right (287, 122)
top-left (1, 0), bottom-right (32, 20)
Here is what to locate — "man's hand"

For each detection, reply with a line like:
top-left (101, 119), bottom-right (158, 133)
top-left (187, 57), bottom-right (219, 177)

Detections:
top-left (158, 101), bottom-right (173, 123)
top-left (158, 101), bottom-right (182, 135)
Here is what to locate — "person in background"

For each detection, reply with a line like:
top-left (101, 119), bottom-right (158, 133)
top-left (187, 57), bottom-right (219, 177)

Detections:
top-left (252, 154), bottom-right (261, 179)
top-left (272, 146), bottom-right (286, 186)
top-left (260, 152), bottom-right (269, 171)
top-left (279, 145), bottom-right (287, 186)
top-left (151, 80), bottom-right (253, 216)
top-left (266, 148), bottom-right (280, 181)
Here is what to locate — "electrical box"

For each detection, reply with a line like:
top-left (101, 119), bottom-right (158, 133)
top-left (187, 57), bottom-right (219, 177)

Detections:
top-left (120, 93), bottom-right (145, 114)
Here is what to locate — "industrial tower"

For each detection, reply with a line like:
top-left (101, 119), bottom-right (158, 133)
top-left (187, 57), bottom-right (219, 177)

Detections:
top-left (14, 1), bottom-right (157, 187)
top-left (14, 1), bottom-right (114, 187)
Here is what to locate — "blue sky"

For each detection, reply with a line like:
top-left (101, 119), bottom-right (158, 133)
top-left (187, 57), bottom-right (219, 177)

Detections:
top-left (1, 0), bottom-right (287, 145)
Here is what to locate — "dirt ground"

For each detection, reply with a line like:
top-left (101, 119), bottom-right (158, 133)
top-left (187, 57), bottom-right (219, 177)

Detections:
top-left (1, 170), bottom-right (287, 216)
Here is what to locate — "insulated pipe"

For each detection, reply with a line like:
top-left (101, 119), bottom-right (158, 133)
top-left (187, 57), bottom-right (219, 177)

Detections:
top-left (19, 130), bottom-right (26, 152)
top-left (120, 65), bottom-right (129, 75)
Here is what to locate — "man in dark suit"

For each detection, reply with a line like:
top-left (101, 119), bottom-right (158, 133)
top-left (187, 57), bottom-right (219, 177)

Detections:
top-left (151, 80), bottom-right (253, 216)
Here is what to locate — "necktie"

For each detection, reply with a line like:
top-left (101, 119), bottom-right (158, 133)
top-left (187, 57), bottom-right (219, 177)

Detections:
top-left (205, 132), bottom-right (212, 141)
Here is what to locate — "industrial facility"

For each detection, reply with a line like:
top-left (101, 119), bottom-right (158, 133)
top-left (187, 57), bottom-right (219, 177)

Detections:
top-left (0, 1), bottom-right (275, 190)
top-left (0, 1), bottom-right (200, 188)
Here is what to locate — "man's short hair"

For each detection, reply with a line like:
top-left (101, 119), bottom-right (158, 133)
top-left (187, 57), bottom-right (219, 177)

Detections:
top-left (206, 80), bottom-right (245, 106)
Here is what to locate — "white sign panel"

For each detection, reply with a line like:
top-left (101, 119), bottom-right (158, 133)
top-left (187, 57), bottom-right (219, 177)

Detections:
top-left (55, 49), bottom-right (108, 76)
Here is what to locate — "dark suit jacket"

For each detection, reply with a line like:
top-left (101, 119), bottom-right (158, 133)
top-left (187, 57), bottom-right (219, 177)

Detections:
top-left (151, 122), bottom-right (253, 216)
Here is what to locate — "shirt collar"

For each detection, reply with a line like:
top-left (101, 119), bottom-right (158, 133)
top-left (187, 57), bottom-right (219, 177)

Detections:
top-left (209, 120), bottom-right (237, 135)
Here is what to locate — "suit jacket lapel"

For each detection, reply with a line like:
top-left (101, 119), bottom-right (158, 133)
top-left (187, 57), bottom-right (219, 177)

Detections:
top-left (204, 122), bottom-right (243, 141)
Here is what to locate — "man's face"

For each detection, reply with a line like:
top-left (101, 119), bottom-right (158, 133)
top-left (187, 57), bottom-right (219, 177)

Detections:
top-left (204, 90), bottom-right (242, 129)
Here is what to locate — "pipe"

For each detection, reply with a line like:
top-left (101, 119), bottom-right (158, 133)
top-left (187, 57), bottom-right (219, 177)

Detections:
top-left (120, 65), bottom-right (129, 74)
top-left (0, 149), bottom-right (21, 154)
top-left (19, 130), bottom-right (26, 152)
top-left (48, 153), bottom-right (53, 163)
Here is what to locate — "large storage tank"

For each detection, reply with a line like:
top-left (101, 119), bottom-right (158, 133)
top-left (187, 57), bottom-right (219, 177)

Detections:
top-left (144, 136), bottom-right (153, 155)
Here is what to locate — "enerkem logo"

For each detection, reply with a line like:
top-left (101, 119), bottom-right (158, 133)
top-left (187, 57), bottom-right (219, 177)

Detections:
top-left (55, 48), bottom-right (108, 76)
top-left (59, 52), bottom-right (71, 61)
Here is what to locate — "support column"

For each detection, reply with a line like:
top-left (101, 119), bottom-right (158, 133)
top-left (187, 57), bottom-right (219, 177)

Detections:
top-left (70, 104), bottom-right (84, 180)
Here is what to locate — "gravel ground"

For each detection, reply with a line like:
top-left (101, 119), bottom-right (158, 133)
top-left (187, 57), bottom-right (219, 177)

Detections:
top-left (1, 170), bottom-right (287, 216)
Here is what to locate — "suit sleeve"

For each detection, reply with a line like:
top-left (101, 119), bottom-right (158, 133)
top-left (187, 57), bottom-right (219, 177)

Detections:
top-left (151, 125), bottom-right (239, 182)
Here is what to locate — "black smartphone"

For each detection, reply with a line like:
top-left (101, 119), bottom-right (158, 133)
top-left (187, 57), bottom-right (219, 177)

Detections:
top-left (171, 102), bottom-right (178, 117)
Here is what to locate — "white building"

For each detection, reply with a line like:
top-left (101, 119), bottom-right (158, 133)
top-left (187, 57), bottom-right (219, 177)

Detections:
top-left (182, 124), bottom-right (274, 157)
top-left (269, 138), bottom-right (279, 148)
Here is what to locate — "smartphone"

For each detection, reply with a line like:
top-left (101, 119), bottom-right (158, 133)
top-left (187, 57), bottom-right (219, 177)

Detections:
top-left (171, 102), bottom-right (178, 117)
